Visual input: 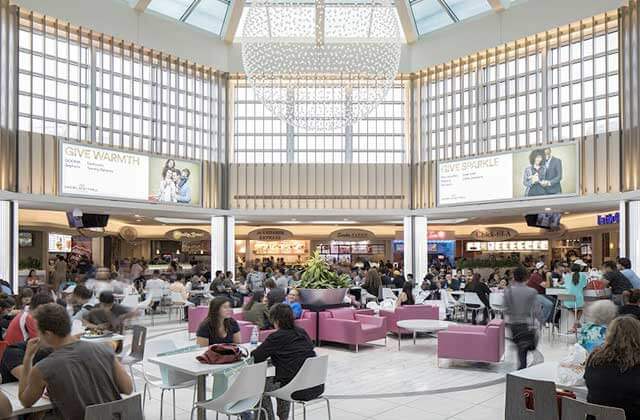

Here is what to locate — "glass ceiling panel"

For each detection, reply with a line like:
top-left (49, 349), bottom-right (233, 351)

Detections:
top-left (446, 0), bottom-right (491, 21)
top-left (410, 0), bottom-right (453, 36)
top-left (147, 0), bottom-right (194, 19)
top-left (185, 0), bottom-right (231, 35)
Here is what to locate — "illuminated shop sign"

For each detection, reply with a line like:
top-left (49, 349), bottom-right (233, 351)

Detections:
top-left (597, 212), bottom-right (619, 225)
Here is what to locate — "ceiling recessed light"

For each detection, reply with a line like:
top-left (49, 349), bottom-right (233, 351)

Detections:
top-left (136, 219), bottom-right (142, 222)
top-left (429, 218), bottom-right (469, 224)
top-left (310, 221), bottom-right (357, 225)
top-left (544, 208), bottom-right (552, 211)
top-left (154, 217), bottom-right (208, 224)
top-left (563, 211), bottom-right (570, 215)
top-left (276, 220), bottom-right (302, 224)
top-left (134, 214), bottom-right (143, 218)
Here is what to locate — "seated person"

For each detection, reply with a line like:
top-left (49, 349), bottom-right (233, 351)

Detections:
top-left (0, 390), bottom-right (10, 418)
top-left (243, 291), bottom-right (270, 330)
top-left (619, 289), bottom-right (640, 320)
top-left (396, 282), bottom-right (415, 307)
top-left (285, 288), bottom-right (303, 319)
top-left (83, 291), bottom-right (136, 332)
top-left (578, 300), bottom-right (619, 353)
top-left (413, 279), bottom-right (431, 305)
top-left (0, 341), bottom-right (52, 383)
top-left (196, 297), bottom-right (241, 346)
top-left (0, 296), bottom-right (17, 339)
top-left (17, 288), bottom-right (33, 310)
top-left (265, 279), bottom-right (286, 308)
top-left (252, 304), bottom-right (324, 420)
top-left (585, 316), bottom-right (640, 420)
top-left (18, 303), bottom-right (133, 420)
top-left (67, 285), bottom-right (94, 322)
top-left (5, 293), bottom-right (53, 345)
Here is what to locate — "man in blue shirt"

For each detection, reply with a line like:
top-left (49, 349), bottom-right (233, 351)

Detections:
top-left (619, 257), bottom-right (640, 289)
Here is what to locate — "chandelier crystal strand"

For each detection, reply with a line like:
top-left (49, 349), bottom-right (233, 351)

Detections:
top-left (241, 0), bottom-right (401, 131)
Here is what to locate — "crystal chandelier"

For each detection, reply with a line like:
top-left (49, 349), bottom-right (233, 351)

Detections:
top-left (241, 0), bottom-right (401, 131)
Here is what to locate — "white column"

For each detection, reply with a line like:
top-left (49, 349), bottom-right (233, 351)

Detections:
top-left (403, 215), bottom-right (428, 282)
top-left (211, 216), bottom-right (235, 274)
top-left (0, 201), bottom-right (18, 291)
top-left (620, 201), bottom-right (640, 269)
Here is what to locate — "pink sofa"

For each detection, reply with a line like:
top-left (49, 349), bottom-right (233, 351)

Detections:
top-left (188, 306), bottom-right (209, 336)
top-left (232, 311), bottom-right (317, 343)
top-left (318, 308), bottom-right (387, 352)
top-left (379, 305), bottom-right (439, 334)
top-left (437, 319), bottom-right (505, 364)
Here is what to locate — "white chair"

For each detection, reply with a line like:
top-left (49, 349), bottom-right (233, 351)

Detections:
top-left (121, 294), bottom-right (140, 309)
top-left (190, 362), bottom-right (268, 420)
top-left (380, 288), bottom-right (397, 301)
top-left (463, 292), bottom-right (486, 323)
top-left (489, 293), bottom-right (506, 318)
top-left (139, 339), bottom-right (196, 420)
top-left (265, 355), bottom-right (331, 420)
top-left (168, 292), bottom-right (189, 321)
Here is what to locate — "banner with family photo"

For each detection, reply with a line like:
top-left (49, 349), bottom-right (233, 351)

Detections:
top-left (437, 143), bottom-right (578, 206)
top-left (60, 142), bottom-right (202, 206)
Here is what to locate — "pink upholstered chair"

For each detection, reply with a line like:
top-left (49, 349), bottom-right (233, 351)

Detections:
top-left (318, 308), bottom-right (387, 352)
top-left (187, 306), bottom-right (209, 338)
top-left (235, 311), bottom-right (317, 343)
top-left (437, 319), bottom-right (505, 365)
top-left (379, 305), bottom-right (439, 335)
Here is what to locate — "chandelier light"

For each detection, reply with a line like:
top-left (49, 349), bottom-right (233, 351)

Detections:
top-left (241, 0), bottom-right (401, 131)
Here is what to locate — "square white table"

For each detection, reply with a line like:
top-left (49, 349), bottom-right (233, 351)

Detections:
top-left (0, 382), bottom-right (53, 416)
top-left (149, 346), bottom-right (254, 420)
top-left (510, 361), bottom-right (588, 399)
top-left (396, 319), bottom-right (451, 350)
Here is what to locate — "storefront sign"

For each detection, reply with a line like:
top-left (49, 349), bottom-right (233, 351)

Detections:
top-left (427, 230), bottom-right (455, 241)
top-left (466, 240), bottom-right (548, 252)
top-left (438, 143), bottom-right (578, 206)
top-left (165, 229), bottom-right (210, 242)
top-left (470, 227), bottom-right (518, 241)
top-left (248, 228), bottom-right (293, 242)
top-left (329, 229), bottom-right (375, 241)
top-left (597, 212), bottom-right (620, 225)
top-left (60, 142), bottom-right (202, 206)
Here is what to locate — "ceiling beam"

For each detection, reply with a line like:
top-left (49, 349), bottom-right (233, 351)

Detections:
top-left (222, 0), bottom-right (245, 43)
top-left (132, 0), bottom-right (152, 12)
top-left (396, 0), bottom-right (418, 44)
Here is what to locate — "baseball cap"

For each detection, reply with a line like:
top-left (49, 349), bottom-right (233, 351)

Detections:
top-left (573, 259), bottom-right (588, 267)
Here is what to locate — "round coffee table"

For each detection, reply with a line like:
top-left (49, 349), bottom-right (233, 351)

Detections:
top-left (396, 319), bottom-right (450, 350)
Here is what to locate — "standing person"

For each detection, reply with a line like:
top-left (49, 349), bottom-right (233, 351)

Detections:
top-left (541, 146), bottom-right (563, 194)
top-left (247, 266), bottom-right (265, 292)
top-left (52, 255), bottom-right (68, 292)
top-left (527, 262), bottom-right (554, 324)
top-left (618, 257), bottom-right (640, 289)
top-left (196, 297), bottom-right (241, 347)
top-left (602, 260), bottom-right (633, 305)
top-left (584, 316), bottom-right (640, 420)
top-left (18, 303), bottom-right (133, 420)
top-left (504, 267), bottom-right (542, 370)
top-left (562, 262), bottom-right (589, 333)
top-left (129, 258), bottom-right (144, 282)
top-left (251, 304), bottom-right (323, 420)
top-left (274, 268), bottom-right (288, 291)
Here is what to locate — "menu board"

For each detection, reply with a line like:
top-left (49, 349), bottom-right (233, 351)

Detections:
top-left (48, 233), bottom-right (72, 253)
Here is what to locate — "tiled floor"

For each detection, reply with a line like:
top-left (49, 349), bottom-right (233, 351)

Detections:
top-left (123, 316), bottom-right (576, 420)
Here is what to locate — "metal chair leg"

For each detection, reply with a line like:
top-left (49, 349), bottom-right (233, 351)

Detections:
top-left (160, 388), bottom-right (165, 420)
top-left (325, 397), bottom-right (332, 420)
top-left (142, 383), bottom-right (147, 411)
top-left (190, 405), bottom-right (197, 420)
top-left (129, 365), bottom-right (137, 391)
top-left (173, 389), bottom-right (177, 420)
top-left (303, 403), bottom-right (307, 420)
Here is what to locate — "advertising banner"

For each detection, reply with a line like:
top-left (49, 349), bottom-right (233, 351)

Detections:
top-left (60, 142), bottom-right (202, 206)
top-left (437, 143), bottom-right (578, 206)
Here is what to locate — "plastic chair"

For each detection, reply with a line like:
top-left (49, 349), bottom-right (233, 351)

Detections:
top-left (380, 288), bottom-right (397, 301)
top-left (121, 294), bottom-right (140, 309)
top-left (190, 362), bottom-right (269, 420)
top-left (84, 393), bottom-right (143, 420)
top-left (120, 325), bottom-right (147, 391)
top-left (168, 292), bottom-right (187, 321)
top-left (140, 339), bottom-right (197, 420)
top-left (504, 374), bottom-right (560, 420)
top-left (265, 355), bottom-right (331, 420)
top-left (464, 292), bottom-right (485, 322)
top-left (560, 396), bottom-right (626, 420)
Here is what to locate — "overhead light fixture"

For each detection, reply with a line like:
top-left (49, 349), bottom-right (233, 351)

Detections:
top-left (154, 217), bottom-right (208, 224)
top-left (135, 219), bottom-right (142, 222)
top-left (564, 211), bottom-right (570, 215)
top-left (277, 220), bottom-right (302, 224)
top-left (310, 220), bottom-right (357, 225)
top-left (544, 208), bottom-right (552, 211)
top-left (235, 220), bottom-right (249, 224)
top-left (134, 214), bottom-right (143, 218)
top-left (429, 218), bottom-right (469, 224)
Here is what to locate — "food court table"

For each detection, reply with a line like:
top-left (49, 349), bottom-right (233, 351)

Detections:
top-left (80, 333), bottom-right (125, 344)
top-left (149, 347), bottom-right (247, 420)
top-left (0, 382), bottom-right (53, 416)
top-left (510, 361), bottom-right (587, 400)
top-left (396, 320), bottom-right (450, 350)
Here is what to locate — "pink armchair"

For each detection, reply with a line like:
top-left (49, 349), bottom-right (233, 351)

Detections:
top-left (437, 319), bottom-right (505, 365)
top-left (234, 311), bottom-right (317, 343)
top-left (188, 306), bottom-right (209, 337)
top-left (379, 305), bottom-right (439, 335)
top-left (318, 308), bottom-right (387, 352)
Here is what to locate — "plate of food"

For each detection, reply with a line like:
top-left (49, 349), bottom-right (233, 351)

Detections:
top-left (82, 328), bottom-right (113, 339)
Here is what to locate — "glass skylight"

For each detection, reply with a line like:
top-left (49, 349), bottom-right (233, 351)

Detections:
top-left (185, 0), bottom-right (231, 34)
top-left (146, 0), bottom-right (232, 36)
top-left (409, 0), bottom-right (494, 36)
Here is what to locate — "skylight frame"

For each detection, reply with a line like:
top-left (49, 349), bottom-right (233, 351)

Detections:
top-left (408, 0), bottom-right (494, 37)
top-left (146, 0), bottom-right (232, 36)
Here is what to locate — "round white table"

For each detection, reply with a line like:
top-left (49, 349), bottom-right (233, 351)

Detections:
top-left (396, 319), bottom-right (450, 350)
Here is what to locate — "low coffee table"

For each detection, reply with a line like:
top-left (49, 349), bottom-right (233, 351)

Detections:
top-left (396, 319), bottom-right (450, 350)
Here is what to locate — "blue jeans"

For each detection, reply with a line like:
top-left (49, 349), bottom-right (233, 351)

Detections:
top-left (536, 294), bottom-right (554, 323)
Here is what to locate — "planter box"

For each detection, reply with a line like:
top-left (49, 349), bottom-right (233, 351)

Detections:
top-left (299, 288), bottom-right (348, 306)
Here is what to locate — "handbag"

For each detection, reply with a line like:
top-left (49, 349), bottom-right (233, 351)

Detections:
top-left (196, 344), bottom-right (248, 365)
top-left (524, 387), bottom-right (576, 415)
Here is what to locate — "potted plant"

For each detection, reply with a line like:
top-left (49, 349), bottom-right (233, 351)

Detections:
top-left (298, 251), bottom-right (351, 306)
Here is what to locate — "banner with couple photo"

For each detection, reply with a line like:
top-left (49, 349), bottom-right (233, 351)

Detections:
top-left (437, 143), bottom-right (578, 206)
top-left (60, 142), bottom-right (202, 206)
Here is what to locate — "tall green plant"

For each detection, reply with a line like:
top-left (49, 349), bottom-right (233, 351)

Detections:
top-left (299, 251), bottom-right (351, 289)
